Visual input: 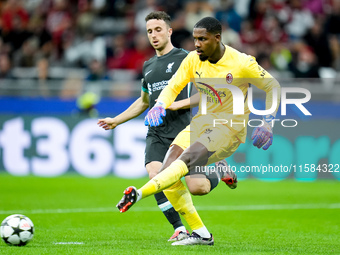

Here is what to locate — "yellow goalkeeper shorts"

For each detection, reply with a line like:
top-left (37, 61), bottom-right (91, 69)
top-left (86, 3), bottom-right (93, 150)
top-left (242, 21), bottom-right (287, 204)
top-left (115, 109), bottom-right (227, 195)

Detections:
top-left (171, 115), bottom-right (241, 165)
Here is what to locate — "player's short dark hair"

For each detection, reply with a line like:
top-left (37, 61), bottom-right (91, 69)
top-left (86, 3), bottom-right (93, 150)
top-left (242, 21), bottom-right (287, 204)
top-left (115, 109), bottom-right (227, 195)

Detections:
top-left (145, 11), bottom-right (171, 27)
top-left (194, 17), bottom-right (222, 35)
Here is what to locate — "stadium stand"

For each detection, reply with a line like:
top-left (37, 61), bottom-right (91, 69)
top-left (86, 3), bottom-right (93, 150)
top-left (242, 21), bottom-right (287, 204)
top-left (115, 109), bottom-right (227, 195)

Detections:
top-left (0, 0), bottom-right (340, 99)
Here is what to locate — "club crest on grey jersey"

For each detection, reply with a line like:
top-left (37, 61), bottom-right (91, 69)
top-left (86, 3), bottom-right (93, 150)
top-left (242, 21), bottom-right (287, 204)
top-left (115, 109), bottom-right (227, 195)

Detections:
top-left (146, 62), bottom-right (176, 95)
top-left (166, 62), bottom-right (175, 73)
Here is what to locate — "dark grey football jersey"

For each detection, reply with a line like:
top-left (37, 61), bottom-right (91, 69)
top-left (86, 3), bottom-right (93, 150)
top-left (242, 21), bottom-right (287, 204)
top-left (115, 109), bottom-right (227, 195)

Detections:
top-left (142, 48), bottom-right (191, 138)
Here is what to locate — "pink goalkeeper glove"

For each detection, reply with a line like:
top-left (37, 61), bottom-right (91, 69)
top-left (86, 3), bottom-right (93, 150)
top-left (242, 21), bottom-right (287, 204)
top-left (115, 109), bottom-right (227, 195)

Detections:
top-left (144, 102), bottom-right (166, 127)
top-left (251, 116), bottom-right (274, 150)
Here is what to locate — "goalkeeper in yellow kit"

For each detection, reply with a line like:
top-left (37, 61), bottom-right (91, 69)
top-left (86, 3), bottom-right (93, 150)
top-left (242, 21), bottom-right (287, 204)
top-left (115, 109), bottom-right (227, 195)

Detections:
top-left (117, 17), bottom-right (281, 245)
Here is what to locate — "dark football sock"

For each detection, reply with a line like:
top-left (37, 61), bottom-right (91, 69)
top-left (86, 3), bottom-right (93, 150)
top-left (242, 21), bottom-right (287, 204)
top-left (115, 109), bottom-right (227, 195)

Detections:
top-left (154, 192), bottom-right (183, 230)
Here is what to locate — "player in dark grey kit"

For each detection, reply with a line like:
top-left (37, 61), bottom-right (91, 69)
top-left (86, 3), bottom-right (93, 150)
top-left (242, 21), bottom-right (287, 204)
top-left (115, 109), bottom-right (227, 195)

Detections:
top-left (98, 11), bottom-right (194, 241)
top-left (142, 47), bottom-right (192, 166)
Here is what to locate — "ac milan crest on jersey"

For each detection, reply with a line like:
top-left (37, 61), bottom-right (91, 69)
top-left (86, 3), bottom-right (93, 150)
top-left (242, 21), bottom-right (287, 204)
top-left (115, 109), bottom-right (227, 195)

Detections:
top-left (226, 73), bottom-right (233, 84)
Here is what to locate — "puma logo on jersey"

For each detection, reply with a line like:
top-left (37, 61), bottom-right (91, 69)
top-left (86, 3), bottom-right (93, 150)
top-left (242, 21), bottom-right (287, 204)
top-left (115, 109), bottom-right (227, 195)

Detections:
top-left (166, 62), bottom-right (174, 73)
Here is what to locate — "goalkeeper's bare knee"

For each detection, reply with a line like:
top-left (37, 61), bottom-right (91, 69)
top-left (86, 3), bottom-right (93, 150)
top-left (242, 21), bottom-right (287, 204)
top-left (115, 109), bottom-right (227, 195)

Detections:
top-left (185, 175), bottom-right (210, 195)
top-left (146, 161), bottom-right (162, 179)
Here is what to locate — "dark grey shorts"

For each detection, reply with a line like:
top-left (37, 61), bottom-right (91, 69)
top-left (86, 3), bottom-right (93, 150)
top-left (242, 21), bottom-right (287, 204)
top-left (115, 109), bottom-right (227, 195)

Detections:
top-left (145, 133), bottom-right (174, 166)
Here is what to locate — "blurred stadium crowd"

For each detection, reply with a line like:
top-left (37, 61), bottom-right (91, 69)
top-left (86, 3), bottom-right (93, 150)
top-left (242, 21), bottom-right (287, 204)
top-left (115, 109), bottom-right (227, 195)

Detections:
top-left (0, 0), bottom-right (340, 99)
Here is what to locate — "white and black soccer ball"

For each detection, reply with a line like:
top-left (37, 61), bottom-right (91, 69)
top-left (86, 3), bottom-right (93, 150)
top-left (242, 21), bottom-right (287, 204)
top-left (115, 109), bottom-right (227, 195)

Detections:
top-left (0, 214), bottom-right (34, 246)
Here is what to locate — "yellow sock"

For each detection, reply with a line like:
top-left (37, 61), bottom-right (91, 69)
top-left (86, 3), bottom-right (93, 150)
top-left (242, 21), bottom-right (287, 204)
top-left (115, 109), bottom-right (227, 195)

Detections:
top-left (139, 160), bottom-right (189, 199)
top-left (164, 180), bottom-right (204, 231)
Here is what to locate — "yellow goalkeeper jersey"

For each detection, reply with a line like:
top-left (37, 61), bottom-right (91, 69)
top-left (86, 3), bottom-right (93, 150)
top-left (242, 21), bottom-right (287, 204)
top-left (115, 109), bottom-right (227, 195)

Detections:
top-left (158, 45), bottom-right (280, 143)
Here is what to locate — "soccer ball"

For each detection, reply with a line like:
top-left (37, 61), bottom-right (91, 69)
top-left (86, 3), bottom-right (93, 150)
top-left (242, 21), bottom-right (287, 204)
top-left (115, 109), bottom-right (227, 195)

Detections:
top-left (0, 214), bottom-right (34, 246)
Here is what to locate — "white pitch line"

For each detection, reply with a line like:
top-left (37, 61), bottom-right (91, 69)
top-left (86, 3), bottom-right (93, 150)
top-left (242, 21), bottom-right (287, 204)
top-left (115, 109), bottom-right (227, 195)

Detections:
top-left (54, 242), bottom-right (84, 245)
top-left (0, 203), bottom-right (339, 215)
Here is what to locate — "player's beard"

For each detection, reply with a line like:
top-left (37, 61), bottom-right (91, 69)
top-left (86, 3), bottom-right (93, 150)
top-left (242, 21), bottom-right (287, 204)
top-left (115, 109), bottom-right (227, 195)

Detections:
top-left (199, 54), bottom-right (209, 61)
top-left (155, 41), bottom-right (167, 52)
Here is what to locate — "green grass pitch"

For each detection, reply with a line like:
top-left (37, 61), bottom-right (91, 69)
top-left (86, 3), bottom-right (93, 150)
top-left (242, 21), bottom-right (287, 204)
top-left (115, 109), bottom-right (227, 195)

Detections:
top-left (0, 173), bottom-right (339, 255)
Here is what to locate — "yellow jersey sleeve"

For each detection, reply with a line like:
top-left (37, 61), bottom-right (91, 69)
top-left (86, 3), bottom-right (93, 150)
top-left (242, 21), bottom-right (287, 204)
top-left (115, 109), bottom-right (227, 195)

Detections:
top-left (157, 53), bottom-right (194, 108)
top-left (242, 56), bottom-right (281, 117)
